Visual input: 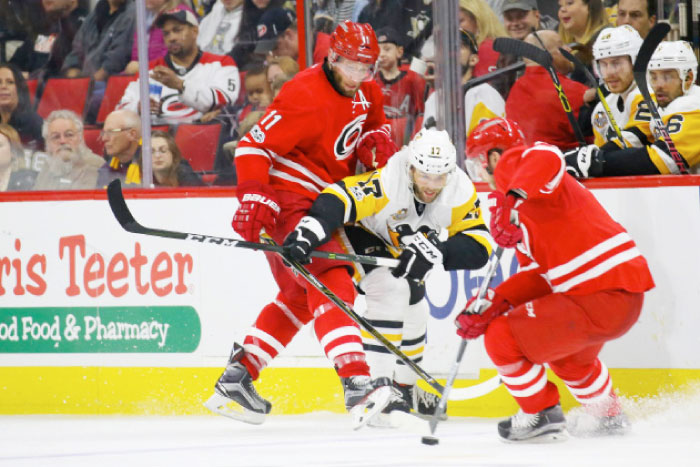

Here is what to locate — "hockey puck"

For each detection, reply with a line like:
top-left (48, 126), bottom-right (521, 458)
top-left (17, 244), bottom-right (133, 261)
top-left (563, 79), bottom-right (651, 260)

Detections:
top-left (421, 436), bottom-right (439, 445)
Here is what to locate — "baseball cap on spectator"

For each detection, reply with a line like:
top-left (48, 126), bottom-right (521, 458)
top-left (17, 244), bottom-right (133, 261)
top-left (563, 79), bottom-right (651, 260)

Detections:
top-left (255, 8), bottom-right (296, 54)
top-left (376, 27), bottom-right (403, 48)
top-left (155, 6), bottom-right (199, 28)
top-left (460, 28), bottom-right (478, 54)
top-left (502, 0), bottom-right (538, 12)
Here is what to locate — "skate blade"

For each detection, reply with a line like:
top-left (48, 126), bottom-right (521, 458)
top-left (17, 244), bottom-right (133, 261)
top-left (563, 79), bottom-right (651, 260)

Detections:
top-left (204, 393), bottom-right (266, 425)
top-left (501, 427), bottom-right (569, 444)
top-left (351, 386), bottom-right (392, 431)
top-left (368, 411), bottom-right (429, 432)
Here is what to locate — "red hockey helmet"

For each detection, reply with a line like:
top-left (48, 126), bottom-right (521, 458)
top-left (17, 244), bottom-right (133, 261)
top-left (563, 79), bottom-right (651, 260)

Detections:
top-left (465, 117), bottom-right (526, 180)
top-left (330, 20), bottom-right (380, 65)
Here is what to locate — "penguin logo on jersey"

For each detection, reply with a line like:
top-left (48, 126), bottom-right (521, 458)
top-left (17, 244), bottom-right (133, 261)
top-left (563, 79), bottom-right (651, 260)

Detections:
top-left (593, 110), bottom-right (607, 129)
top-left (335, 114), bottom-right (367, 161)
top-left (391, 208), bottom-right (408, 221)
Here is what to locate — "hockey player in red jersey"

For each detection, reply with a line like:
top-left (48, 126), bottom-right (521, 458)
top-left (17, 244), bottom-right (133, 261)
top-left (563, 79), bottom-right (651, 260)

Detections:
top-left (455, 118), bottom-right (655, 443)
top-left (205, 21), bottom-right (399, 427)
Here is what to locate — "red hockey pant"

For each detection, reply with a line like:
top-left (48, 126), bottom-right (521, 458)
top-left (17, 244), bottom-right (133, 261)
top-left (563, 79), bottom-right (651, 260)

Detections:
top-left (483, 289), bottom-right (643, 414)
top-left (241, 191), bottom-right (366, 380)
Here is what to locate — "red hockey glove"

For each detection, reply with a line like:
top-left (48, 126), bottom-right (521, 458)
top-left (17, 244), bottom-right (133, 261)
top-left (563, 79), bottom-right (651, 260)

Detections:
top-left (455, 288), bottom-right (511, 339)
top-left (355, 128), bottom-right (398, 169)
top-left (232, 180), bottom-right (281, 242)
top-left (488, 191), bottom-right (523, 248)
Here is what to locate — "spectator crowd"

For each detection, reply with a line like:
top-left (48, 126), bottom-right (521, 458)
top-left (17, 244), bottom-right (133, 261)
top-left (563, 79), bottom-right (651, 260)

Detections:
top-left (0, 0), bottom-right (695, 191)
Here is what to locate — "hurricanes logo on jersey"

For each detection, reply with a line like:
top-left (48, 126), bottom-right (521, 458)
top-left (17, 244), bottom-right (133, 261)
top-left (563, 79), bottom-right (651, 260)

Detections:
top-left (335, 114), bottom-right (367, 161)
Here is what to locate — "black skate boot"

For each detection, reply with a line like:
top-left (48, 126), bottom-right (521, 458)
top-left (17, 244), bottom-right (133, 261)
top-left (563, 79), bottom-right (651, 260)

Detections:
top-left (342, 375), bottom-right (393, 430)
top-left (204, 343), bottom-right (271, 424)
top-left (393, 382), bottom-right (445, 420)
top-left (498, 403), bottom-right (568, 443)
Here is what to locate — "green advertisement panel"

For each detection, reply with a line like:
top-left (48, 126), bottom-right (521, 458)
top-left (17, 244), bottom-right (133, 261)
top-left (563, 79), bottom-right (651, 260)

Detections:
top-left (0, 306), bottom-right (200, 353)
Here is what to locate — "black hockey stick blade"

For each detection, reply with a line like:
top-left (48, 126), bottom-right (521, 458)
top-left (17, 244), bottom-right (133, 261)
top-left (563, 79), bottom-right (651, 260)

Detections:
top-left (106, 180), bottom-right (399, 267)
top-left (633, 22), bottom-right (670, 75)
top-left (493, 37), bottom-right (552, 68)
top-left (559, 47), bottom-right (596, 86)
top-left (463, 60), bottom-right (525, 92)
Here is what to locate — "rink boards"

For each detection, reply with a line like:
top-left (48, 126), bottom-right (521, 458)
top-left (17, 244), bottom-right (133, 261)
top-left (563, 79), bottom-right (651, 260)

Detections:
top-left (1, 176), bottom-right (700, 416)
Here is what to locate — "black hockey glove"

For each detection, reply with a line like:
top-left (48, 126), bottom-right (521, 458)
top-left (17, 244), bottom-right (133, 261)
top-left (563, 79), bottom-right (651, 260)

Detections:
top-left (282, 216), bottom-right (330, 264)
top-left (564, 144), bottom-right (604, 178)
top-left (391, 226), bottom-right (444, 282)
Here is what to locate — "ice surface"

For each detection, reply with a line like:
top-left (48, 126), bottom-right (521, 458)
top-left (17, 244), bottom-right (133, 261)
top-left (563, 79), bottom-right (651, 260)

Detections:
top-left (1, 390), bottom-right (699, 467)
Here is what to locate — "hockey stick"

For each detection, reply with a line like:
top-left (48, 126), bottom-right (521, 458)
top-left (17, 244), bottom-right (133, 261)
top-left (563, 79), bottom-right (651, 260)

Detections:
top-left (106, 180), bottom-right (399, 268)
top-left (463, 60), bottom-right (525, 93)
top-left (559, 47), bottom-right (628, 148)
top-left (493, 37), bottom-right (587, 145)
top-left (423, 246), bottom-right (505, 444)
top-left (633, 22), bottom-right (689, 174)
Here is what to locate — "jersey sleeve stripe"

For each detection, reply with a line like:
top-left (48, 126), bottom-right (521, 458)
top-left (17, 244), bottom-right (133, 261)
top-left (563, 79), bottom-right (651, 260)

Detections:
top-left (273, 153), bottom-right (331, 188)
top-left (269, 169), bottom-right (322, 193)
top-left (548, 232), bottom-right (632, 279)
top-left (234, 146), bottom-right (273, 161)
top-left (324, 182), bottom-right (355, 223)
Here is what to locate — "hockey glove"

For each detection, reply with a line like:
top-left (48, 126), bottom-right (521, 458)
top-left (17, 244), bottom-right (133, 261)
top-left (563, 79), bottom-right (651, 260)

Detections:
top-left (282, 216), bottom-right (330, 264)
top-left (391, 227), bottom-right (444, 282)
top-left (355, 127), bottom-right (398, 169)
top-left (232, 180), bottom-right (281, 242)
top-left (455, 288), bottom-right (512, 339)
top-left (564, 144), bottom-right (604, 178)
top-left (488, 191), bottom-right (523, 248)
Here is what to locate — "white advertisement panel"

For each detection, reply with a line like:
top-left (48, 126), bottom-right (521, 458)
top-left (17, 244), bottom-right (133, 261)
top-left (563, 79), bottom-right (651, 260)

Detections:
top-left (1, 184), bottom-right (699, 374)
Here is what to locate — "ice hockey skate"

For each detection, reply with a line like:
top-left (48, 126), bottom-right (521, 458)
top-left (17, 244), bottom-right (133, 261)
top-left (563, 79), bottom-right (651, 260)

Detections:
top-left (498, 404), bottom-right (569, 443)
top-left (204, 344), bottom-right (271, 425)
top-left (393, 382), bottom-right (445, 420)
top-left (567, 394), bottom-right (631, 437)
top-left (343, 376), bottom-right (393, 430)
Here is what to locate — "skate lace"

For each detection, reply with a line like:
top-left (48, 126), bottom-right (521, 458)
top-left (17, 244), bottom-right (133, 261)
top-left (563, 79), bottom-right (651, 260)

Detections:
top-left (511, 410), bottom-right (540, 429)
top-left (415, 387), bottom-right (439, 409)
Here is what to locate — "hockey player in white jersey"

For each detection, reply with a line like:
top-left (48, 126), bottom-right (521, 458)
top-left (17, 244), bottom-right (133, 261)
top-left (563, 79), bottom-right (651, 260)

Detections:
top-left (566, 40), bottom-right (700, 176)
top-left (589, 25), bottom-right (648, 147)
top-left (283, 128), bottom-right (493, 421)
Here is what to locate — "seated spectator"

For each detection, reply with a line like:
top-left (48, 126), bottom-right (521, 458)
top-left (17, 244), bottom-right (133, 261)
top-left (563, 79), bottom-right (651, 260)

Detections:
top-left (216, 108), bottom-right (263, 185)
top-left (96, 109), bottom-right (142, 187)
top-left (374, 26), bottom-right (425, 147)
top-left (229, 0), bottom-right (285, 71)
top-left (358, 0), bottom-right (432, 61)
top-left (150, 129), bottom-right (204, 186)
top-left (506, 30), bottom-right (592, 151)
top-left (501, 0), bottom-right (558, 40)
top-left (0, 63), bottom-right (44, 149)
top-left (459, 0), bottom-right (508, 77)
top-left (461, 28), bottom-right (505, 133)
top-left (265, 55), bottom-right (299, 84)
top-left (565, 40), bottom-right (700, 177)
top-left (118, 8), bottom-right (240, 125)
top-left (197, 0), bottom-right (243, 55)
top-left (33, 109), bottom-right (104, 190)
top-left (615, 0), bottom-right (656, 38)
top-left (253, 8), bottom-right (298, 61)
top-left (62, 0), bottom-right (136, 123)
top-left (0, 123), bottom-right (37, 191)
top-left (9, 0), bottom-right (89, 79)
top-left (240, 63), bottom-right (272, 115)
top-left (269, 72), bottom-right (290, 98)
top-left (124, 1), bottom-right (194, 75)
top-left (558, 0), bottom-right (609, 83)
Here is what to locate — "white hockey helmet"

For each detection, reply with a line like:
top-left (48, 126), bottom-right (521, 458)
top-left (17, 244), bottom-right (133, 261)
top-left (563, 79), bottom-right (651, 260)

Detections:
top-left (593, 25), bottom-right (643, 75)
top-left (648, 40), bottom-right (698, 94)
top-left (408, 128), bottom-right (457, 175)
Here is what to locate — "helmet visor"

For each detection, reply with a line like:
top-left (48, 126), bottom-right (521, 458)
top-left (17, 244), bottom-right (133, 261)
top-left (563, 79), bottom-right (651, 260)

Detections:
top-left (332, 55), bottom-right (376, 82)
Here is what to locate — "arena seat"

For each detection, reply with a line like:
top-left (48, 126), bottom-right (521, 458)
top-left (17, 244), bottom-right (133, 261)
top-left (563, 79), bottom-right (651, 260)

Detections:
top-left (96, 74), bottom-right (137, 124)
top-left (36, 77), bottom-right (91, 119)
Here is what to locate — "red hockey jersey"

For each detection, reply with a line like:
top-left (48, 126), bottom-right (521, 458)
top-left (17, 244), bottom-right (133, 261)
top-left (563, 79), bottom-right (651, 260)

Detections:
top-left (234, 63), bottom-right (389, 200)
top-left (375, 69), bottom-right (425, 146)
top-left (493, 143), bottom-right (655, 305)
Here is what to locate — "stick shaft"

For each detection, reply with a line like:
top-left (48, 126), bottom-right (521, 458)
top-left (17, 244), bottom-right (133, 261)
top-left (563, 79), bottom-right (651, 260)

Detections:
top-left (106, 180), bottom-right (399, 268)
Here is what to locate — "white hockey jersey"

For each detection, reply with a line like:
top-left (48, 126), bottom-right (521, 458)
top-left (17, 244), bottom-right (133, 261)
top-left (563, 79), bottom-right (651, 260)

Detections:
top-left (118, 51), bottom-right (240, 125)
top-left (323, 147), bottom-right (492, 257)
top-left (591, 83), bottom-right (649, 147)
top-left (423, 83), bottom-right (504, 135)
